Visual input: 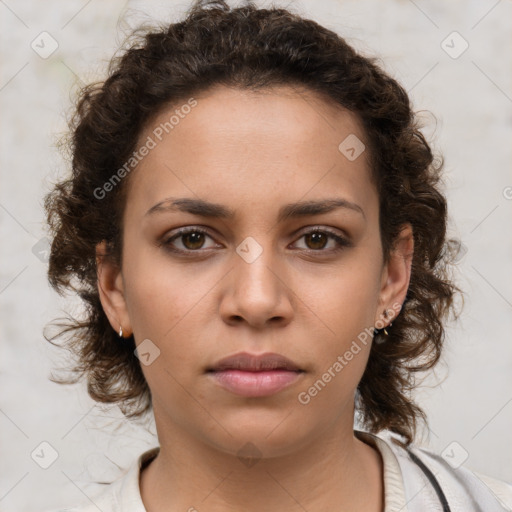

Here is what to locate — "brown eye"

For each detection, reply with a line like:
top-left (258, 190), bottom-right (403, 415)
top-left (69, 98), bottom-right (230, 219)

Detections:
top-left (163, 228), bottom-right (218, 253)
top-left (304, 231), bottom-right (329, 250)
top-left (293, 228), bottom-right (351, 253)
top-left (181, 231), bottom-right (206, 250)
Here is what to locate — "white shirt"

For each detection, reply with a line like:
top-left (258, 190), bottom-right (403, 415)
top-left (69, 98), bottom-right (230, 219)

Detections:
top-left (49, 429), bottom-right (512, 512)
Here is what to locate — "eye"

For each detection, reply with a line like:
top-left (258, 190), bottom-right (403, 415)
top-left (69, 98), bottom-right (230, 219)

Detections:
top-left (162, 227), bottom-right (218, 252)
top-left (292, 228), bottom-right (351, 253)
top-left (161, 226), bottom-right (351, 255)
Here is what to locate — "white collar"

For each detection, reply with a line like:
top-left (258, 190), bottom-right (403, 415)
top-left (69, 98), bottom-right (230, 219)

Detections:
top-left (75, 429), bottom-right (511, 512)
top-left (88, 429), bottom-right (407, 511)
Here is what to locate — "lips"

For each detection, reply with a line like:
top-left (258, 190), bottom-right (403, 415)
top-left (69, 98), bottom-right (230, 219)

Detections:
top-left (206, 352), bottom-right (304, 397)
top-left (207, 352), bottom-right (303, 372)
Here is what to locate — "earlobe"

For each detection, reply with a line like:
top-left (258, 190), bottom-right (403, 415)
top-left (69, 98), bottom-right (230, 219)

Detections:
top-left (376, 223), bottom-right (414, 325)
top-left (96, 241), bottom-right (132, 338)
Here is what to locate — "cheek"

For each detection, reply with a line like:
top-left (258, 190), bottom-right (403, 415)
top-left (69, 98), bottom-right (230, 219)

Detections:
top-left (123, 242), bottom-right (209, 340)
top-left (123, 262), bottom-right (205, 413)
top-left (125, 274), bottom-right (183, 341)
top-left (294, 251), bottom-right (381, 393)
top-left (296, 279), bottom-right (375, 416)
top-left (122, 249), bottom-right (218, 389)
top-left (299, 252), bottom-right (382, 337)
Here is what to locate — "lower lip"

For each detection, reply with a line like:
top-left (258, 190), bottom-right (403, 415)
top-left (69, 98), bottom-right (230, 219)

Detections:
top-left (208, 370), bottom-right (303, 397)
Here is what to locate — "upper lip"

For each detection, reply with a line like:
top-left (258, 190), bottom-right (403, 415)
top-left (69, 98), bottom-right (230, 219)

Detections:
top-left (207, 352), bottom-right (303, 372)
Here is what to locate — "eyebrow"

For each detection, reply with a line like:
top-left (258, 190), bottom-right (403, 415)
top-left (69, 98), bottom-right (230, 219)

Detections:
top-left (145, 197), bottom-right (365, 222)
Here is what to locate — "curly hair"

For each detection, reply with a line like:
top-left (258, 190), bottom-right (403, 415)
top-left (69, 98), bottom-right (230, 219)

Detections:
top-left (44, 0), bottom-right (461, 448)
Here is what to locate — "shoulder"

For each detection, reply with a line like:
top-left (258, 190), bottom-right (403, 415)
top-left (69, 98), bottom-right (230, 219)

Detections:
top-left (42, 479), bottom-right (121, 512)
top-left (365, 429), bottom-right (512, 512)
top-left (474, 472), bottom-right (512, 510)
top-left (44, 447), bottom-right (160, 512)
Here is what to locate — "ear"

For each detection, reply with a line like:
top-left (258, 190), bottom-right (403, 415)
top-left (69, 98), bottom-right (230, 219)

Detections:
top-left (96, 240), bottom-right (132, 338)
top-left (375, 223), bottom-right (414, 326)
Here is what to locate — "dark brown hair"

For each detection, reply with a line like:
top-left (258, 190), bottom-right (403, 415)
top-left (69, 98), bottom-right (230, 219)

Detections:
top-left (44, 0), bottom-right (461, 447)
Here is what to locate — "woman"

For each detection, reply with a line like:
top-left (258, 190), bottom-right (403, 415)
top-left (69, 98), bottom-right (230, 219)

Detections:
top-left (44, 1), bottom-right (512, 510)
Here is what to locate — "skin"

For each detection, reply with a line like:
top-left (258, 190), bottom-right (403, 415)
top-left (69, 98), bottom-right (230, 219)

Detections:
top-left (96, 84), bottom-right (413, 512)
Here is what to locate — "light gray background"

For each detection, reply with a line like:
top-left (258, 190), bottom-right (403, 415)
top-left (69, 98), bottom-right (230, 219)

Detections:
top-left (1, 0), bottom-right (511, 510)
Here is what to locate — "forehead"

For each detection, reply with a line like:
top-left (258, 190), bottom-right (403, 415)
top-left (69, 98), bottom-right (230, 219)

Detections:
top-left (125, 85), bottom-right (375, 221)
top-left (141, 84), bottom-right (365, 156)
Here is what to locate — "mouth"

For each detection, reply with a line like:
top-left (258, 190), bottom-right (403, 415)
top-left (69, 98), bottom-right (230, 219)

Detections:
top-left (206, 352), bottom-right (305, 397)
top-left (207, 352), bottom-right (303, 372)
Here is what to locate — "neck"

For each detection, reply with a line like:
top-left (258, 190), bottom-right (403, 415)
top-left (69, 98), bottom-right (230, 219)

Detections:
top-left (140, 413), bottom-right (384, 512)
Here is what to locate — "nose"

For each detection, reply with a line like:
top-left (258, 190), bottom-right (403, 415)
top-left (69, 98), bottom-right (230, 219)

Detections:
top-left (218, 241), bottom-right (294, 329)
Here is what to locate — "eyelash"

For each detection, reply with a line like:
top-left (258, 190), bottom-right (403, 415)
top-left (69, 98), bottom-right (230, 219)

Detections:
top-left (160, 226), bottom-right (351, 256)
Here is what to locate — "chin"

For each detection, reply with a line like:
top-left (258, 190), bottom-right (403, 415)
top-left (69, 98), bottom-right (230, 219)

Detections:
top-left (201, 411), bottom-right (314, 459)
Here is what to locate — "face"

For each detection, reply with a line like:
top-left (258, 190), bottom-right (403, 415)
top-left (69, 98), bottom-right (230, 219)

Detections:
top-left (97, 85), bottom-right (412, 458)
